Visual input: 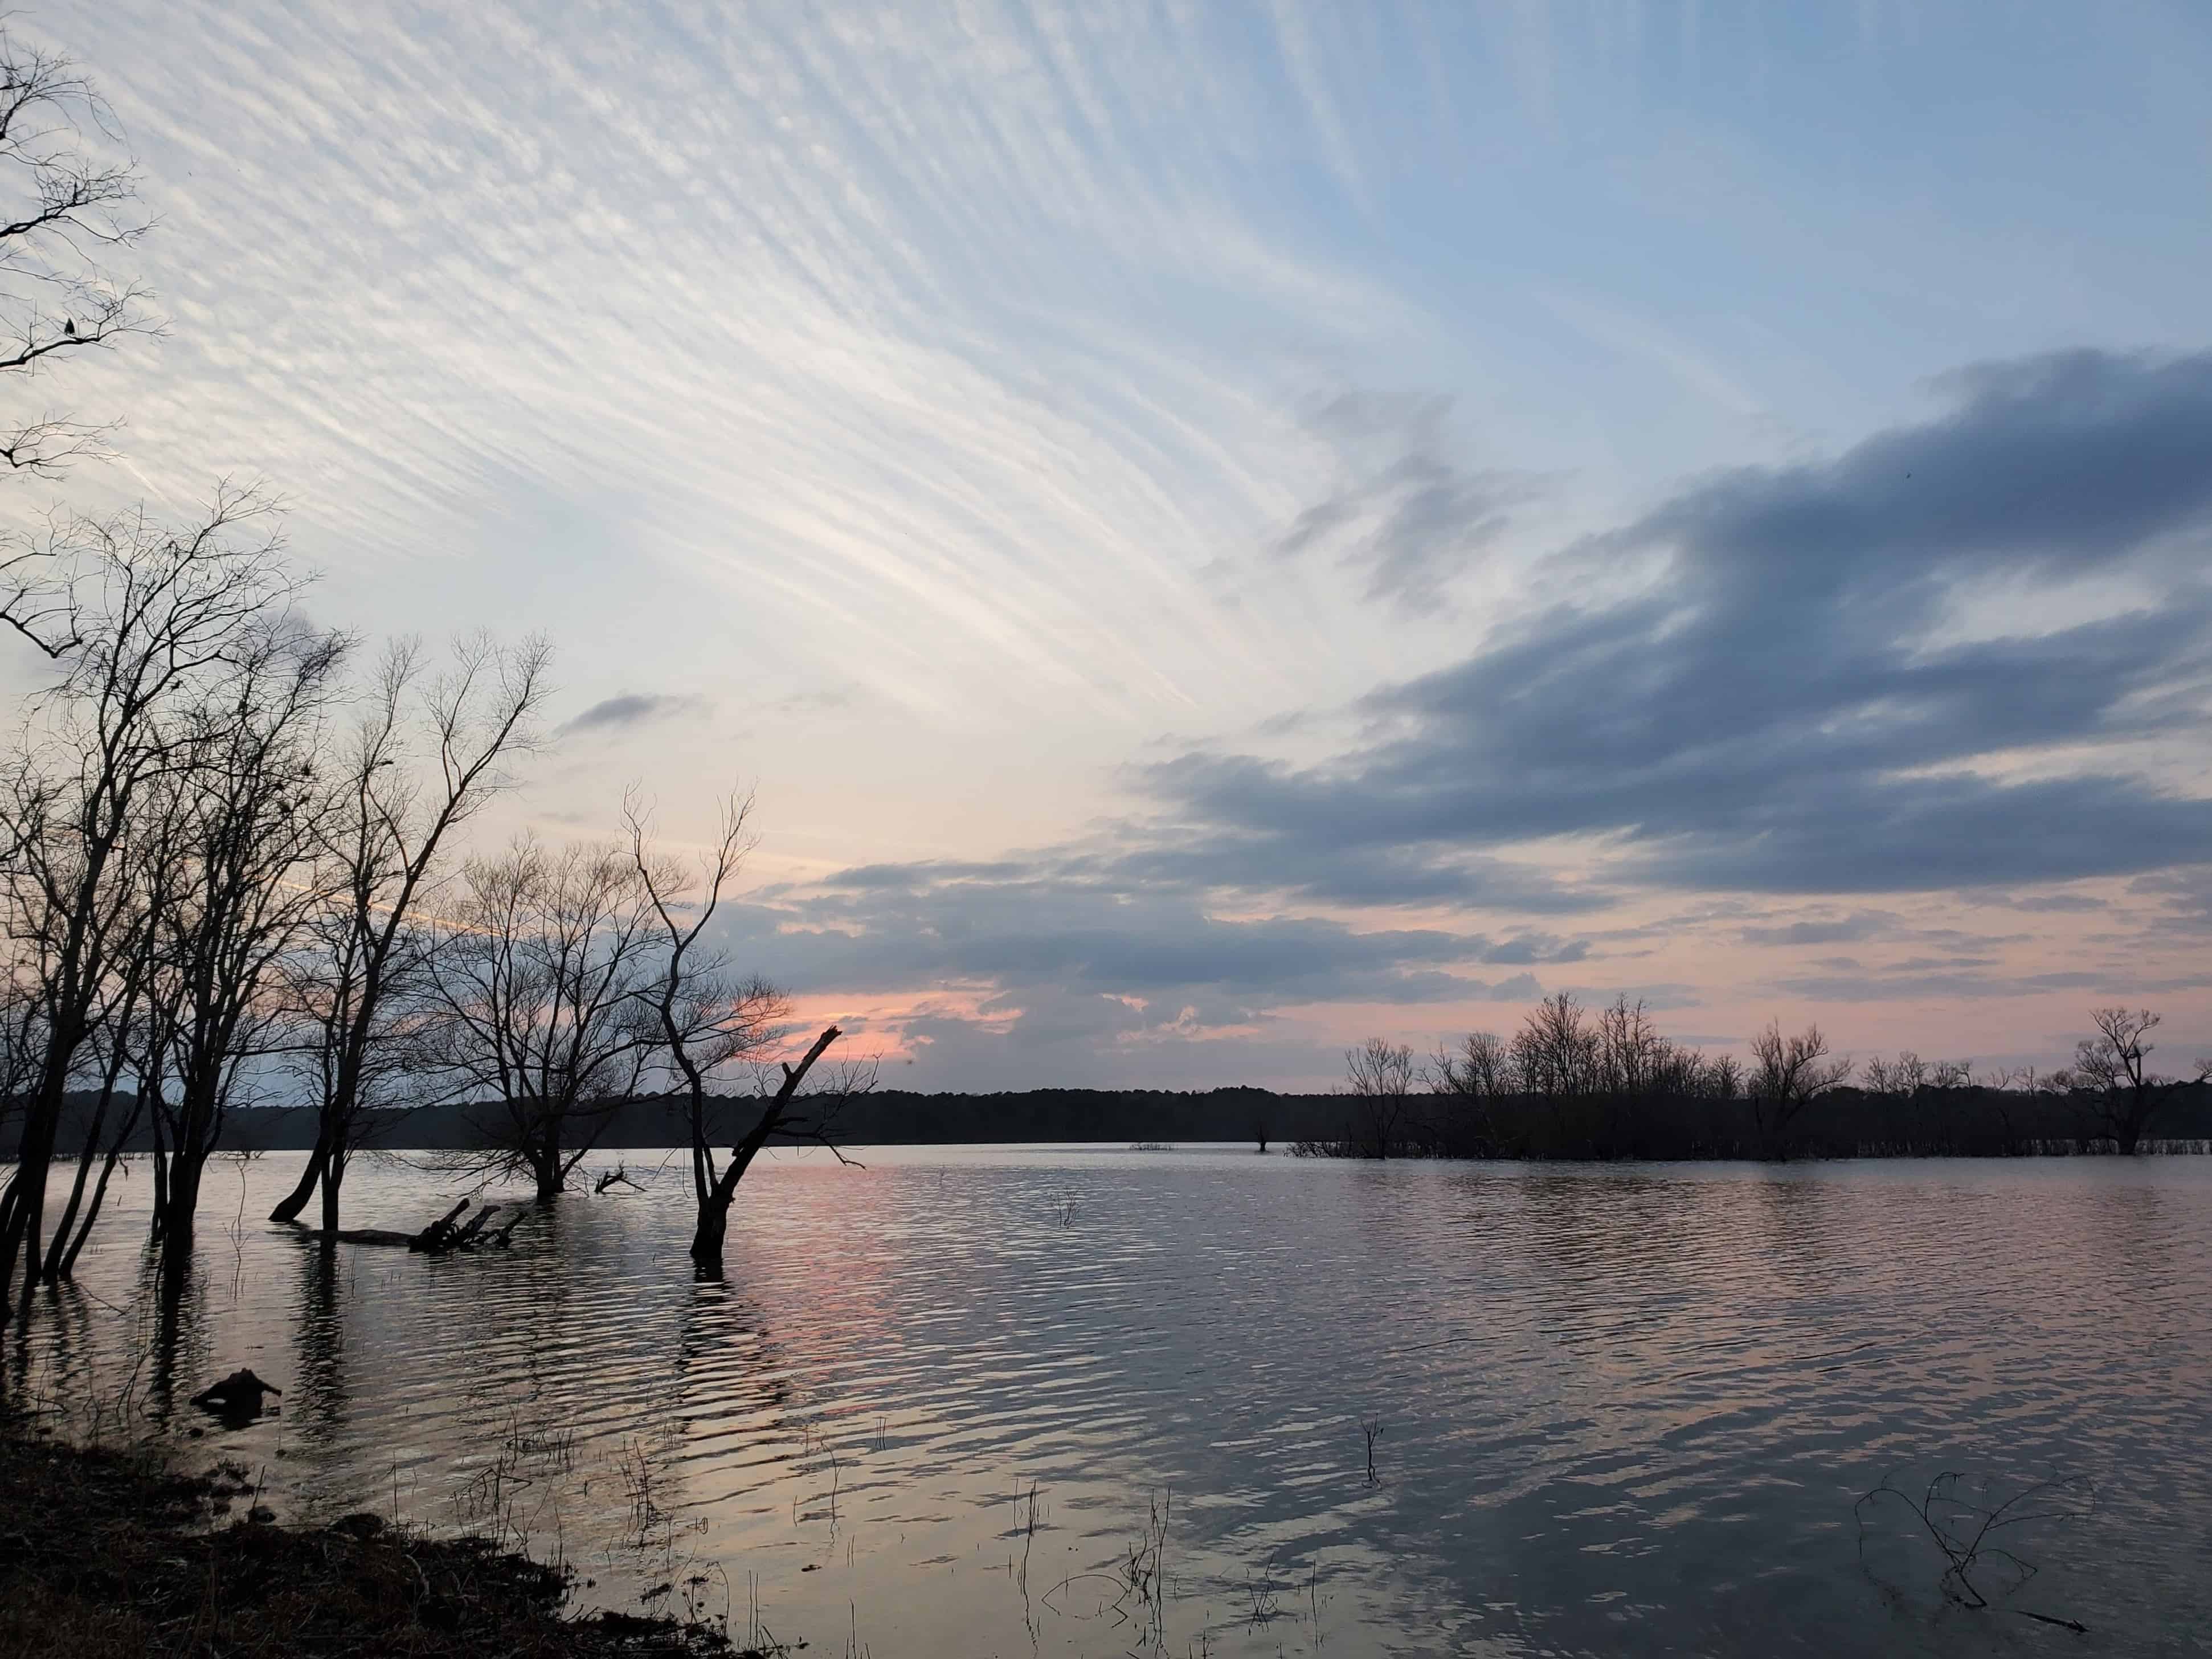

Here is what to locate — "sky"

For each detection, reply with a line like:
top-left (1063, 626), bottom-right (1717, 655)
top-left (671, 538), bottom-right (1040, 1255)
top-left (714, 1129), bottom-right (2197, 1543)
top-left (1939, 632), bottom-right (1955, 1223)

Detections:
top-left (12, 1), bottom-right (2212, 1089)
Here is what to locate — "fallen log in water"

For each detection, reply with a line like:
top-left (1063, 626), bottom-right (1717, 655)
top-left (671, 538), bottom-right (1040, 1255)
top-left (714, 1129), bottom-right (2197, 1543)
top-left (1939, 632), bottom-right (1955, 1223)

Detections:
top-left (281, 1199), bottom-right (524, 1254)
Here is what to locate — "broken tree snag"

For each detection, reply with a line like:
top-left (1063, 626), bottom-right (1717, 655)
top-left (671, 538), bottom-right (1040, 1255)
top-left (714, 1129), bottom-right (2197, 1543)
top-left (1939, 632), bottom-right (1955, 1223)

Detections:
top-left (406, 1199), bottom-right (471, 1253)
top-left (594, 1164), bottom-right (640, 1195)
top-left (691, 1023), bottom-right (854, 1276)
top-left (410, 1200), bottom-right (522, 1255)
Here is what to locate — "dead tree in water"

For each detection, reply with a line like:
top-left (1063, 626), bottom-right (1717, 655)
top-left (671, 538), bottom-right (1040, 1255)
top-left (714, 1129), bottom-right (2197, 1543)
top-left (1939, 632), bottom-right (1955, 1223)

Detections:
top-left (624, 788), bottom-right (866, 1277)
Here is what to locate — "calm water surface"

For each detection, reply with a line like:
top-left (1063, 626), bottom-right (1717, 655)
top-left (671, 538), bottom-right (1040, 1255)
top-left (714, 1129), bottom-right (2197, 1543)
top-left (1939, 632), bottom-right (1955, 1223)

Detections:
top-left (7, 1148), bottom-right (2211, 1657)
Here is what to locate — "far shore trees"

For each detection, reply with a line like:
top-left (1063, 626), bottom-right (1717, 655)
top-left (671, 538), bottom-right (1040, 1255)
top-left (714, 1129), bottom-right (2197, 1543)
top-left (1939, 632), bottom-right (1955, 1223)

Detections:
top-left (2071, 1007), bottom-right (2212, 1154)
top-left (1747, 1019), bottom-right (1853, 1145)
top-left (1310, 1002), bottom-right (2212, 1162)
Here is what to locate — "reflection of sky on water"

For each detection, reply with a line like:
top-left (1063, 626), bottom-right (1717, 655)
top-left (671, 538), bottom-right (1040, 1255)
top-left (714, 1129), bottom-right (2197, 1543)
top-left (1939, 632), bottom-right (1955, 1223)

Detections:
top-left (8, 1149), bottom-right (2210, 1657)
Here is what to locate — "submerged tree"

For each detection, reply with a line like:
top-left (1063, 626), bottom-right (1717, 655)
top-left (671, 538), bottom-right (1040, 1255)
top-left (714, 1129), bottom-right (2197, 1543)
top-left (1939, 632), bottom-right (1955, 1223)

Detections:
top-left (625, 787), bottom-right (860, 1277)
top-left (424, 836), bottom-right (662, 1201)
top-left (269, 634), bottom-right (549, 1234)
top-left (144, 616), bottom-right (347, 1278)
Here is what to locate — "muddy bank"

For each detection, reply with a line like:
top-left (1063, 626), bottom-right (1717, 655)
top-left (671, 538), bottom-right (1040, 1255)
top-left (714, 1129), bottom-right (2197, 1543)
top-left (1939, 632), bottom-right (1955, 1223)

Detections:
top-left (0, 1428), bottom-right (759, 1658)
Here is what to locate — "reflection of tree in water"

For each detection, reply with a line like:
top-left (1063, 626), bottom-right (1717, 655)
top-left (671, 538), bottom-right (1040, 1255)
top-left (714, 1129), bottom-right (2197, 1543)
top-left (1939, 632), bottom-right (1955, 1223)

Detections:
top-left (289, 1240), bottom-right (348, 1456)
top-left (142, 1256), bottom-right (211, 1432)
top-left (675, 1279), bottom-right (795, 1424)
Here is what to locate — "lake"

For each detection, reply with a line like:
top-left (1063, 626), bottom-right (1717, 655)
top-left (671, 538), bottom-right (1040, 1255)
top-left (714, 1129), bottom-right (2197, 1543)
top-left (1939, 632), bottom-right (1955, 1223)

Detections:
top-left (7, 1147), bottom-right (2210, 1657)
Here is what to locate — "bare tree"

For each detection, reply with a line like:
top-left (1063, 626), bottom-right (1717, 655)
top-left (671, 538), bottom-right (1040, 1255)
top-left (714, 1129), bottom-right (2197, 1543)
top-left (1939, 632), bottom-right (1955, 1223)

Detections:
top-left (143, 614), bottom-right (349, 1278)
top-left (1426, 1029), bottom-right (1509, 1154)
top-left (0, 30), bottom-right (156, 480)
top-left (424, 836), bottom-right (662, 1201)
top-left (0, 495), bottom-right (301, 1313)
top-left (268, 634), bottom-right (550, 1233)
top-left (1862, 1052), bottom-right (1929, 1097)
top-left (625, 788), bottom-right (869, 1276)
top-left (1430, 1029), bottom-right (1511, 1098)
top-left (1511, 992), bottom-right (1598, 1101)
top-left (36, 825), bottom-right (163, 1280)
top-left (0, 971), bottom-right (44, 1155)
top-left (1343, 1036), bottom-right (1418, 1157)
top-left (1748, 1019), bottom-right (1853, 1146)
top-left (2072, 1007), bottom-right (2174, 1154)
top-left (1597, 994), bottom-right (1667, 1096)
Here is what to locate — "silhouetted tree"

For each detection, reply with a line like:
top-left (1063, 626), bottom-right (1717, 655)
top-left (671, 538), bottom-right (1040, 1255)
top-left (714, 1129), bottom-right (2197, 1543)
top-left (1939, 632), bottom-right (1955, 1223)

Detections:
top-left (142, 612), bottom-right (348, 1281)
top-left (1863, 1052), bottom-right (1928, 1096)
top-left (269, 633), bottom-right (550, 1233)
top-left (625, 788), bottom-right (853, 1276)
top-left (0, 495), bottom-right (304, 1313)
top-left (1748, 1019), bottom-right (1851, 1148)
top-left (2072, 1007), bottom-right (2188, 1154)
top-left (1426, 1029), bottom-right (1511, 1154)
top-left (0, 30), bottom-right (156, 482)
top-left (423, 836), bottom-right (661, 1200)
top-left (1343, 1036), bottom-right (1418, 1157)
top-left (1512, 992), bottom-right (1600, 1102)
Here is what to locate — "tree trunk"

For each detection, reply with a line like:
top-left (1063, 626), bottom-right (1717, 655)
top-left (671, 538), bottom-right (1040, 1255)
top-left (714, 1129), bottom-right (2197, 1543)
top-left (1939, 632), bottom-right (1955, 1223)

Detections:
top-left (533, 1129), bottom-right (563, 1203)
top-left (55, 1094), bottom-right (142, 1278)
top-left (268, 1133), bottom-right (329, 1224)
top-left (691, 1191), bottom-right (732, 1278)
top-left (158, 1155), bottom-right (204, 1284)
top-left (320, 1146), bottom-right (346, 1235)
top-left (42, 1088), bottom-right (115, 1281)
top-left (689, 1025), bottom-right (843, 1278)
top-left (0, 1062), bottom-right (72, 1312)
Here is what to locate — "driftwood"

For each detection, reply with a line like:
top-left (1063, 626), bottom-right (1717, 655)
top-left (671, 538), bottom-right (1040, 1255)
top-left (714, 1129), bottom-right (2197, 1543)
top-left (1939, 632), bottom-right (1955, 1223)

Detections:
top-left (281, 1198), bottom-right (524, 1254)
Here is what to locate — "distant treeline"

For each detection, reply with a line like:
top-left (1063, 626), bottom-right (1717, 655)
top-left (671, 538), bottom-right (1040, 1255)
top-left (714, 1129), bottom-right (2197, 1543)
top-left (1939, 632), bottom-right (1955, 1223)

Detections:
top-left (1302, 996), bottom-right (2212, 1161)
top-left (1294, 1080), bottom-right (2212, 1161)
top-left (12, 1078), bottom-right (2210, 1164)
top-left (1, 1086), bottom-right (1350, 1160)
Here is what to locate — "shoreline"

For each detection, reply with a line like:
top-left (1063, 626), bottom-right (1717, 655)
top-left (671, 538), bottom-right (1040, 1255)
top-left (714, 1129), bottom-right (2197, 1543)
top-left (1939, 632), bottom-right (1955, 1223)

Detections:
top-left (0, 1424), bottom-right (758, 1658)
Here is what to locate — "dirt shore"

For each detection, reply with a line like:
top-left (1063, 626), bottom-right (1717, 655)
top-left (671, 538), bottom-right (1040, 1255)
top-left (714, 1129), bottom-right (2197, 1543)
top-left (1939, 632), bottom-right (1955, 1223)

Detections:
top-left (0, 1427), bottom-right (755, 1658)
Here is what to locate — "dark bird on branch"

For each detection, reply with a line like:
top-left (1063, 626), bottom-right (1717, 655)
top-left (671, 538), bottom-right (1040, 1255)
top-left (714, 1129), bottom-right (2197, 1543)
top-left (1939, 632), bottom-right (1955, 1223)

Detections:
top-left (62, 318), bottom-right (74, 337)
